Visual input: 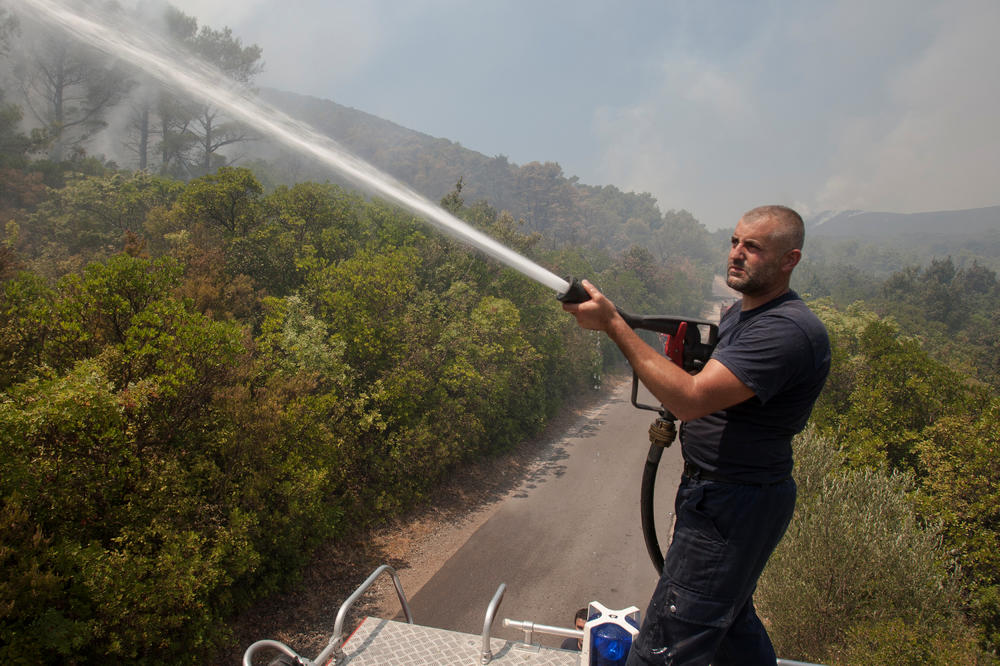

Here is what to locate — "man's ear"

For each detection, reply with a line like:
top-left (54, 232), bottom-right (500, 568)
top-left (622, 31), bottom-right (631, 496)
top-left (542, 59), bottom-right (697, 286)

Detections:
top-left (782, 249), bottom-right (802, 273)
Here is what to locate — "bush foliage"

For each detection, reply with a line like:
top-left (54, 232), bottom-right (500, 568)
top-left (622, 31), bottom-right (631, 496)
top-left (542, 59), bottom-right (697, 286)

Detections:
top-left (756, 296), bottom-right (1000, 663)
top-left (758, 428), bottom-right (983, 664)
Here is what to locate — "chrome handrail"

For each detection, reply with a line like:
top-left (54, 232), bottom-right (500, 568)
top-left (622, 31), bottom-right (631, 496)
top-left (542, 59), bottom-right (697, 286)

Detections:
top-left (242, 564), bottom-right (413, 666)
top-left (242, 639), bottom-right (303, 666)
top-left (318, 564), bottom-right (414, 665)
top-left (480, 583), bottom-right (506, 664)
top-left (502, 617), bottom-right (582, 645)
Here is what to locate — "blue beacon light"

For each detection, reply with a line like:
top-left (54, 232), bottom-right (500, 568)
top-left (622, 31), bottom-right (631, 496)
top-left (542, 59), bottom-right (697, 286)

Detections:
top-left (582, 602), bottom-right (640, 666)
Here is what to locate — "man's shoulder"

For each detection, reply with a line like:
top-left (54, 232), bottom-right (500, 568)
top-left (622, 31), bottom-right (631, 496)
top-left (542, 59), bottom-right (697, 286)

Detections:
top-left (770, 295), bottom-right (828, 338)
top-left (765, 296), bottom-right (832, 371)
top-left (745, 292), bottom-right (825, 331)
top-left (720, 293), bottom-right (829, 359)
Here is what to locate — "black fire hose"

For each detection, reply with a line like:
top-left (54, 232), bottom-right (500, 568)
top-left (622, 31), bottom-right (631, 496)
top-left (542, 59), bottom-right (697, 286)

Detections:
top-left (558, 277), bottom-right (718, 574)
top-left (641, 418), bottom-right (678, 574)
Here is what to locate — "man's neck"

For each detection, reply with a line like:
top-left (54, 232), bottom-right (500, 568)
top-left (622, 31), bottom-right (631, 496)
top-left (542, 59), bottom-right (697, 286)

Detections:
top-left (740, 285), bottom-right (791, 311)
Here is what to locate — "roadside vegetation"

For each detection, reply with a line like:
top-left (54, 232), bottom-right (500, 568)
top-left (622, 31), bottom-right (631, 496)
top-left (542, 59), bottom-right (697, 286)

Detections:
top-left (757, 275), bottom-right (1000, 664)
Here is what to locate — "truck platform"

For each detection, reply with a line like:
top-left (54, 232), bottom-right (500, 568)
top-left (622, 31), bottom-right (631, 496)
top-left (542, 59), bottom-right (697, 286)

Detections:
top-left (337, 616), bottom-right (578, 665)
top-left (243, 564), bottom-right (821, 666)
top-left (243, 564), bottom-right (584, 666)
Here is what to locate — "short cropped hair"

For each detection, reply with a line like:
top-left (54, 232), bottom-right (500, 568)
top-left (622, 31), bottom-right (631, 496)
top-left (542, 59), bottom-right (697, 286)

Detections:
top-left (743, 205), bottom-right (804, 251)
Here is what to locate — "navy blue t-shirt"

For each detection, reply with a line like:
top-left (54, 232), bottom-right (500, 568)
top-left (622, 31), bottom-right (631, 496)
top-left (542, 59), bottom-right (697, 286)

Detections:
top-left (680, 290), bottom-right (830, 483)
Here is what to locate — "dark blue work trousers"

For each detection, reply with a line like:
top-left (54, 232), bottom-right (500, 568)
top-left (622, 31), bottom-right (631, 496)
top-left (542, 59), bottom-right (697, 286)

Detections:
top-left (626, 475), bottom-right (796, 666)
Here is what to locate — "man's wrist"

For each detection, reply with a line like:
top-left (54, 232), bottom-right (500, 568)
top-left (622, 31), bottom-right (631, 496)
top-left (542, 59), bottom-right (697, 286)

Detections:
top-left (606, 312), bottom-right (633, 342)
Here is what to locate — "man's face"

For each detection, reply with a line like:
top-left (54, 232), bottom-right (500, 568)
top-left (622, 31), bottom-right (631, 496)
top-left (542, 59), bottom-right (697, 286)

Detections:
top-left (576, 617), bottom-right (586, 648)
top-left (726, 215), bottom-right (789, 295)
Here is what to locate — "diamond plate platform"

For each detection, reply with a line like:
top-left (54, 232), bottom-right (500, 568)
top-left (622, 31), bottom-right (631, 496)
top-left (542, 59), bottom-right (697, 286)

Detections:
top-left (341, 617), bottom-right (580, 665)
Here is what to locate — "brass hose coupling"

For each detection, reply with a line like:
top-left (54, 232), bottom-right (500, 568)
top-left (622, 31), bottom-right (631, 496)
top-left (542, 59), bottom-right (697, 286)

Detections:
top-left (648, 417), bottom-right (677, 448)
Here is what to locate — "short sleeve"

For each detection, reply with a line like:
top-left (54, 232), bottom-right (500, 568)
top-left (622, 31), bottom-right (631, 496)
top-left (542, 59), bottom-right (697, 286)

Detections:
top-left (712, 314), bottom-right (814, 405)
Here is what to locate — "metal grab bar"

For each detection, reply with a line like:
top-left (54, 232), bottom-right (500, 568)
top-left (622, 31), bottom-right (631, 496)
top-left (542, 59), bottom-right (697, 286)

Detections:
top-left (317, 564), bottom-right (414, 665)
top-left (242, 639), bottom-right (303, 666)
top-left (503, 617), bottom-right (583, 645)
top-left (480, 583), bottom-right (506, 664)
top-left (243, 564), bottom-right (413, 666)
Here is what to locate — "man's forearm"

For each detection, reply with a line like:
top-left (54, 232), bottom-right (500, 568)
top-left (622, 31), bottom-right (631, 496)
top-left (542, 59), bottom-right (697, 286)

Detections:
top-left (562, 279), bottom-right (752, 420)
top-left (606, 315), bottom-right (753, 422)
top-left (605, 315), bottom-right (703, 420)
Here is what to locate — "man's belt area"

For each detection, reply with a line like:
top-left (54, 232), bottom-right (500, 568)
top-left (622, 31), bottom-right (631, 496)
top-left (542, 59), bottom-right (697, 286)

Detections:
top-left (682, 460), bottom-right (791, 486)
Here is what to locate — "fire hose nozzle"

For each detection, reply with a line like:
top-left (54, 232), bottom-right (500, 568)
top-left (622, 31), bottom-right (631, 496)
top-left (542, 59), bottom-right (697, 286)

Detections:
top-left (556, 277), bottom-right (591, 304)
top-left (557, 277), bottom-right (646, 330)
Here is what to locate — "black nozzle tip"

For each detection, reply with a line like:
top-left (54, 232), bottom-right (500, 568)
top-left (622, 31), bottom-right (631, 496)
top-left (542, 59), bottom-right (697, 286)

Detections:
top-left (556, 277), bottom-right (591, 304)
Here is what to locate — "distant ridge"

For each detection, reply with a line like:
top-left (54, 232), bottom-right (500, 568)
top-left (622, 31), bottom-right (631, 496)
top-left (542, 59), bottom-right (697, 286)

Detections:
top-left (807, 206), bottom-right (1000, 238)
top-left (256, 87), bottom-right (998, 269)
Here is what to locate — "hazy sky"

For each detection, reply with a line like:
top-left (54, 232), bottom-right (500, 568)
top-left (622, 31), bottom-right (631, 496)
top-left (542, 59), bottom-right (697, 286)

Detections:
top-left (164, 0), bottom-right (998, 230)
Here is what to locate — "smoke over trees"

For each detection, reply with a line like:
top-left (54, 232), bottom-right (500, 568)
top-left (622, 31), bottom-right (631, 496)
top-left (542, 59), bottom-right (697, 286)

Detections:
top-left (11, 30), bottom-right (133, 160)
top-left (1, 1), bottom-right (262, 175)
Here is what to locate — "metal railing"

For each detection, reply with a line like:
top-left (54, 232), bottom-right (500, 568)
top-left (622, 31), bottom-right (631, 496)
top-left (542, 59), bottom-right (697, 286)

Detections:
top-left (241, 562), bottom-right (826, 666)
top-left (242, 564), bottom-right (413, 666)
top-left (481, 583), bottom-right (507, 664)
top-left (503, 617), bottom-right (583, 646)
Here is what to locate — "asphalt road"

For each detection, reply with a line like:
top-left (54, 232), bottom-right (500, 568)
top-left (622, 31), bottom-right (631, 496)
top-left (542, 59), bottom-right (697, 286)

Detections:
top-left (405, 380), bottom-right (684, 648)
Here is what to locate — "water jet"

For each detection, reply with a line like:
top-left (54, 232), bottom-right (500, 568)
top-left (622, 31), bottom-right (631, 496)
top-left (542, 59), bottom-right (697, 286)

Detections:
top-left (13, 0), bottom-right (573, 297)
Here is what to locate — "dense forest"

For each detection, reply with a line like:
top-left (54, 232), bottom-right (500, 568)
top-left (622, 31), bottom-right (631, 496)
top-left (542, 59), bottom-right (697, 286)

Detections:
top-left (0, 164), bottom-right (708, 660)
top-left (0, 163), bottom-right (683, 661)
top-left (1, 2), bottom-right (999, 664)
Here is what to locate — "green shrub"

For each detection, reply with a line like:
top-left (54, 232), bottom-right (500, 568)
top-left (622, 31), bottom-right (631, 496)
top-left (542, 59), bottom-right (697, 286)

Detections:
top-left (834, 617), bottom-right (982, 666)
top-left (757, 428), bottom-right (983, 664)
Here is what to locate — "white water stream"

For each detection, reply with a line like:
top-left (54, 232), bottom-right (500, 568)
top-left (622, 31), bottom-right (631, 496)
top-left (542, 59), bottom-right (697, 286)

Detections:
top-left (15, 0), bottom-right (571, 295)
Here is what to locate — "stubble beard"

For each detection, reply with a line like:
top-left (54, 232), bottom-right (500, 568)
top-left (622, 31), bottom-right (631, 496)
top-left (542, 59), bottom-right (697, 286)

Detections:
top-left (726, 262), bottom-right (774, 295)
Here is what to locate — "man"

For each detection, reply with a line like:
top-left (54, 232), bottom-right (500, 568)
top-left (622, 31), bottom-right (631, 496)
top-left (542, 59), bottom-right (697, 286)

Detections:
top-left (562, 205), bottom-right (830, 665)
top-left (560, 607), bottom-right (588, 651)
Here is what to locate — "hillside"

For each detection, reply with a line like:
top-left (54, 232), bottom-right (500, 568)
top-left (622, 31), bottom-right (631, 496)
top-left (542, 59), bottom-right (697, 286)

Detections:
top-left (252, 87), bottom-right (1000, 280)
top-left (254, 88), bottom-right (717, 272)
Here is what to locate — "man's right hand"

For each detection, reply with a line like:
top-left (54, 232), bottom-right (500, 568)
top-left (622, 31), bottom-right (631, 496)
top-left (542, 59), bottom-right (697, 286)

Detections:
top-left (561, 279), bottom-right (621, 333)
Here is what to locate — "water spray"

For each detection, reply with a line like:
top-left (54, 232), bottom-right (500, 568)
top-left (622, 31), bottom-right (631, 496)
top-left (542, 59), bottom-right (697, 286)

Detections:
top-left (14, 0), bottom-right (573, 297)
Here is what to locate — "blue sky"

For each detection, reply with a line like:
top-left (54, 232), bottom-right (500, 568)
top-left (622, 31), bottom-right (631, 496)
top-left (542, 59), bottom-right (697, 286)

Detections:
top-left (167, 0), bottom-right (998, 230)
